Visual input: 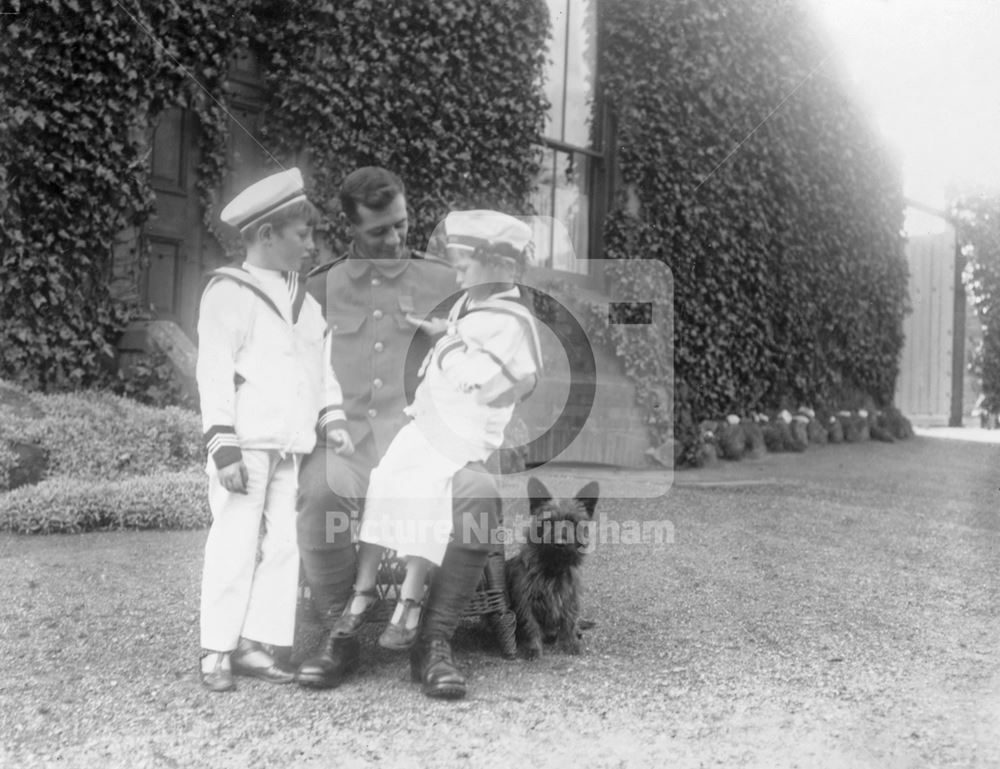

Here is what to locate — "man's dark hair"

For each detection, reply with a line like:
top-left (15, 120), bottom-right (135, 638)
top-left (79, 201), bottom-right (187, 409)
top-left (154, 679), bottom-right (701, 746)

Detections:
top-left (339, 166), bottom-right (405, 223)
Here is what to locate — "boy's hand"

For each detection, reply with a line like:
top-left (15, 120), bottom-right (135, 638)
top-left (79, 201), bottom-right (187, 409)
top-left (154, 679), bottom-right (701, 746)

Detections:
top-left (406, 314), bottom-right (449, 336)
top-left (477, 373), bottom-right (536, 406)
top-left (328, 428), bottom-right (355, 457)
top-left (485, 390), bottom-right (517, 408)
top-left (218, 460), bottom-right (249, 494)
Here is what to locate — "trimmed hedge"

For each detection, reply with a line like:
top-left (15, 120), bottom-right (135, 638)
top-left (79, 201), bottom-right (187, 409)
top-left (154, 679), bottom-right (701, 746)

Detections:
top-left (0, 386), bottom-right (202, 489)
top-left (1, 380), bottom-right (207, 533)
top-left (0, 472), bottom-right (208, 534)
top-left (0, 380), bottom-right (205, 491)
top-left (0, 441), bottom-right (19, 490)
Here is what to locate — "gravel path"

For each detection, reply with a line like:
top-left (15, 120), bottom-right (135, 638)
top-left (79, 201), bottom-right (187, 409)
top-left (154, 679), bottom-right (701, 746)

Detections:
top-left (1, 433), bottom-right (998, 768)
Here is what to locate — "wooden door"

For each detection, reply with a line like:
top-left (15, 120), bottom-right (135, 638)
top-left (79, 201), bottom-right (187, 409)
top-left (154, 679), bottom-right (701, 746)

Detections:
top-left (895, 229), bottom-right (957, 424)
top-left (144, 106), bottom-right (205, 337)
top-left (141, 50), bottom-right (269, 337)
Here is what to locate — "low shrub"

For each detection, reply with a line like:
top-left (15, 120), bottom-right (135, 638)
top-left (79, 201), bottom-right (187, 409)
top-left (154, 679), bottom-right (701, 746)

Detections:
top-left (113, 349), bottom-right (199, 412)
top-left (0, 382), bottom-right (202, 485)
top-left (0, 441), bottom-right (17, 491)
top-left (0, 471), bottom-right (209, 534)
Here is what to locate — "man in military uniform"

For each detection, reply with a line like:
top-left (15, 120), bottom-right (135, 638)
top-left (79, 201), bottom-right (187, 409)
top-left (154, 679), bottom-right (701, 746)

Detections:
top-left (295, 167), bottom-right (501, 699)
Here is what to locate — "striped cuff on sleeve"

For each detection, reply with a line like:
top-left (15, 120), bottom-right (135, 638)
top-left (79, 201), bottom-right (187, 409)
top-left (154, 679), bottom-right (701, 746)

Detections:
top-left (205, 425), bottom-right (243, 470)
top-left (318, 406), bottom-right (348, 434)
top-left (435, 336), bottom-right (467, 369)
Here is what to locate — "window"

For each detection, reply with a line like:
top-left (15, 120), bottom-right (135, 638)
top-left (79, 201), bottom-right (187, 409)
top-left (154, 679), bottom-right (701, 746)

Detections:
top-left (530, 0), bottom-right (601, 273)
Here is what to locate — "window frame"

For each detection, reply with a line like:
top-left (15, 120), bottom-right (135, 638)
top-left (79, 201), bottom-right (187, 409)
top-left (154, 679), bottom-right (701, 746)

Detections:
top-left (534, 0), bottom-right (611, 277)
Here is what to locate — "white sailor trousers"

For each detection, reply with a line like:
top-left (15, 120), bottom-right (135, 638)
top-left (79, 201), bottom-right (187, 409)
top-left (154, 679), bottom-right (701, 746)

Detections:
top-left (200, 449), bottom-right (300, 651)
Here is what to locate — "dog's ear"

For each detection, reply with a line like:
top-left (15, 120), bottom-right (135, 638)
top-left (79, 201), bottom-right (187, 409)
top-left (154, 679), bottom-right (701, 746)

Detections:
top-left (574, 481), bottom-right (600, 518)
top-left (527, 476), bottom-right (552, 514)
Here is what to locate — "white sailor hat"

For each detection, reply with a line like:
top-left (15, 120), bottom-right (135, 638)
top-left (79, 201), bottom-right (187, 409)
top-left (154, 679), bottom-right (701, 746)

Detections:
top-left (443, 210), bottom-right (533, 266)
top-left (220, 167), bottom-right (308, 232)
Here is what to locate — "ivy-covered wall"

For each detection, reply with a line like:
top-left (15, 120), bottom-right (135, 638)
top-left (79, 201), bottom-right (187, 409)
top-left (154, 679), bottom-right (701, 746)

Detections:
top-left (599, 0), bottom-right (908, 431)
top-left (2, 0), bottom-right (254, 390)
top-left (255, 0), bottom-right (549, 251)
top-left (4, 0), bottom-right (908, 454)
top-left (1, 0), bottom-right (547, 390)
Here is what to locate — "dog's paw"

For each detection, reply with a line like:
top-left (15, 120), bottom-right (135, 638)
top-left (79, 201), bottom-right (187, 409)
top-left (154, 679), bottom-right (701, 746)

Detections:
top-left (562, 638), bottom-right (583, 655)
top-left (523, 641), bottom-right (543, 660)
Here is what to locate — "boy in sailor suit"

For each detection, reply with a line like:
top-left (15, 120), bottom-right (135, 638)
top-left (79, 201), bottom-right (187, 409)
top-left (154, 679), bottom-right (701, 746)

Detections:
top-left (196, 168), bottom-right (353, 692)
top-left (339, 210), bottom-right (541, 650)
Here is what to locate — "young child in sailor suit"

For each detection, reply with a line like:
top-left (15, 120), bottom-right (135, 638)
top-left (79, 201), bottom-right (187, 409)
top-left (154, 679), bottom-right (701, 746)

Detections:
top-left (196, 167), bottom-right (354, 692)
top-left (336, 210), bottom-right (542, 651)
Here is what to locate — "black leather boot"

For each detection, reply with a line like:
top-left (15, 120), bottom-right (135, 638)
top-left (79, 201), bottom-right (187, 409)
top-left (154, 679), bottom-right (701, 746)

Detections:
top-left (294, 633), bottom-right (360, 689)
top-left (410, 545), bottom-right (489, 699)
top-left (298, 544), bottom-right (357, 625)
top-left (410, 637), bottom-right (466, 699)
top-left (421, 545), bottom-right (490, 640)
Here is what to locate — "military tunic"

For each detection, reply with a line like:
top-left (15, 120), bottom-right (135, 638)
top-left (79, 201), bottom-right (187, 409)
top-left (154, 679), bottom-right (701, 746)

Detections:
top-left (308, 247), bottom-right (459, 458)
top-left (296, 248), bottom-right (503, 619)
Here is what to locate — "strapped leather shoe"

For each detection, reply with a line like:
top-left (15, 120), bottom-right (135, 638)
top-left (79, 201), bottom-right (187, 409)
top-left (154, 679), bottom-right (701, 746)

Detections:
top-left (410, 638), bottom-right (466, 699)
top-left (329, 588), bottom-right (379, 638)
top-left (200, 652), bottom-right (235, 693)
top-left (378, 598), bottom-right (423, 651)
top-left (230, 638), bottom-right (295, 684)
top-left (294, 634), bottom-right (360, 689)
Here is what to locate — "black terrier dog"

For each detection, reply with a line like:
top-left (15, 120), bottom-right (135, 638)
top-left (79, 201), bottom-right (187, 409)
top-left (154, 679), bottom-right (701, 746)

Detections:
top-left (505, 477), bottom-right (599, 658)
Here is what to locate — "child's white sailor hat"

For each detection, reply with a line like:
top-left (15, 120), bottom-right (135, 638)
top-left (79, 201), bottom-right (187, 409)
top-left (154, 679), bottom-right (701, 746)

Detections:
top-left (220, 167), bottom-right (307, 232)
top-left (443, 210), bottom-right (533, 266)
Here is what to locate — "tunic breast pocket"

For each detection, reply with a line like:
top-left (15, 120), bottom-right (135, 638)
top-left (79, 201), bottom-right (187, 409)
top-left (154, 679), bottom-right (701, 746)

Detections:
top-left (328, 313), bottom-right (368, 376)
top-left (329, 313), bottom-right (367, 337)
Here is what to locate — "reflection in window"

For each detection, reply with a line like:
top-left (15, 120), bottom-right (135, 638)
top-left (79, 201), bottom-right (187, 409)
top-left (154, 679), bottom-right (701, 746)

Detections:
top-left (535, 0), bottom-right (599, 272)
top-left (543, 0), bottom-right (597, 148)
top-left (530, 148), bottom-right (589, 273)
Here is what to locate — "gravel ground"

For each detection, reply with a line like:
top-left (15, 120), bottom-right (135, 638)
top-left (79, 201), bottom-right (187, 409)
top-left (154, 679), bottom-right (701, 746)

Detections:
top-left (1, 433), bottom-right (998, 768)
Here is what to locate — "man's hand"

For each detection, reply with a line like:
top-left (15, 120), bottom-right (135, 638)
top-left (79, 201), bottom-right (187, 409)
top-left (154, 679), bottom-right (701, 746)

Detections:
top-left (218, 460), bottom-right (249, 494)
top-left (405, 313), bottom-right (449, 336)
top-left (328, 428), bottom-right (355, 456)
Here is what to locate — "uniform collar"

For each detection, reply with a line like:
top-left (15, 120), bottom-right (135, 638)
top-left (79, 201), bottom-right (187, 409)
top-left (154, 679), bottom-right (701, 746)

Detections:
top-left (344, 244), bottom-right (414, 280)
top-left (242, 261), bottom-right (285, 281)
top-left (466, 285), bottom-right (521, 308)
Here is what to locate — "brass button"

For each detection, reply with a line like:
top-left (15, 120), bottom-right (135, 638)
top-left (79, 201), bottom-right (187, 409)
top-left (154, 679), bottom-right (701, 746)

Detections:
top-left (367, 408), bottom-right (378, 418)
top-left (373, 378), bottom-right (383, 389)
top-left (373, 309), bottom-right (384, 319)
top-left (371, 277), bottom-right (381, 286)
top-left (374, 342), bottom-right (384, 352)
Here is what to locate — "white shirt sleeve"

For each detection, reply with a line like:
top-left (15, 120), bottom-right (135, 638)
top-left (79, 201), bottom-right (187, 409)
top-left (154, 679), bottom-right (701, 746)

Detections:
top-left (440, 313), bottom-right (537, 403)
top-left (195, 279), bottom-right (251, 467)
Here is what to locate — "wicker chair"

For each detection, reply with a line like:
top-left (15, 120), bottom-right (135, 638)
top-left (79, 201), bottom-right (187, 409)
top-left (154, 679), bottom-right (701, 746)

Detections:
top-left (298, 545), bottom-right (518, 659)
top-left (371, 548), bottom-right (517, 659)
top-left (297, 446), bottom-right (523, 659)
